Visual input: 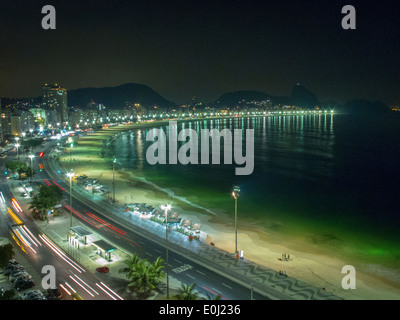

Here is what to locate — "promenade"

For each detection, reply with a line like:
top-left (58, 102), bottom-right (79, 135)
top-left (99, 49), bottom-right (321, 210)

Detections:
top-left (39, 150), bottom-right (342, 300)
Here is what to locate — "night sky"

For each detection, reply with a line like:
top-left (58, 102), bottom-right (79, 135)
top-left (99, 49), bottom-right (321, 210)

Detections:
top-left (1, 0), bottom-right (400, 105)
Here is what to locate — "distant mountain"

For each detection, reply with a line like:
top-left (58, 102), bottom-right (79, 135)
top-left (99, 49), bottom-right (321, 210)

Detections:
top-left (290, 83), bottom-right (319, 109)
top-left (337, 99), bottom-right (390, 114)
top-left (0, 96), bottom-right (40, 106)
top-left (67, 83), bottom-right (176, 109)
top-left (214, 84), bottom-right (321, 109)
top-left (215, 90), bottom-right (272, 107)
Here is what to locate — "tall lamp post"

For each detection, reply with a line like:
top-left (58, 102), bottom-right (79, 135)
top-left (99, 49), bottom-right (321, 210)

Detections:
top-left (112, 157), bottom-right (116, 202)
top-left (232, 186), bottom-right (240, 255)
top-left (15, 137), bottom-right (20, 159)
top-left (28, 154), bottom-right (34, 182)
top-left (66, 170), bottom-right (75, 228)
top-left (15, 143), bottom-right (20, 159)
top-left (161, 204), bottom-right (171, 299)
top-left (21, 133), bottom-right (25, 154)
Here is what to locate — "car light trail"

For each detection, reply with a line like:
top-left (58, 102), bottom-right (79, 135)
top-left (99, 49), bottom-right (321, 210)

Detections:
top-left (95, 283), bottom-right (117, 300)
top-left (52, 180), bottom-right (66, 192)
top-left (64, 205), bottom-right (101, 228)
top-left (21, 226), bottom-right (42, 246)
top-left (0, 192), bottom-right (5, 203)
top-left (73, 274), bottom-right (99, 296)
top-left (11, 198), bottom-right (22, 212)
top-left (39, 234), bottom-right (85, 273)
top-left (20, 226), bottom-right (41, 247)
top-left (97, 282), bottom-right (124, 300)
top-left (69, 275), bottom-right (95, 298)
top-left (14, 227), bottom-right (36, 254)
top-left (44, 179), bottom-right (52, 186)
top-left (8, 207), bottom-right (23, 225)
top-left (65, 208), bottom-right (140, 247)
top-left (59, 283), bottom-right (72, 296)
top-left (64, 282), bottom-right (76, 294)
top-left (202, 286), bottom-right (228, 300)
top-left (86, 212), bottom-right (127, 235)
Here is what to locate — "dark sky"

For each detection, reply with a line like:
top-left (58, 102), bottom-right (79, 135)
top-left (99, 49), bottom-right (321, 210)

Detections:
top-left (1, 0), bottom-right (400, 105)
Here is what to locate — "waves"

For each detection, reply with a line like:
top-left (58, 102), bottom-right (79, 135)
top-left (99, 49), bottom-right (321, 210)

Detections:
top-left (124, 171), bottom-right (218, 216)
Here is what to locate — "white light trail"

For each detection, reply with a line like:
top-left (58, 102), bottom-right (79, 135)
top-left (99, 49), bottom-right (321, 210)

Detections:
top-left (20, 226), bottom-right (41, 247)
top-left (39, 234), bottom-right (85, 273)
top-left (95, 283), bottom-right (117, 300)
top-left (98, 282), bottom-right (124, 300)
top-left (64, 282), bottom-right (76, 293)
top-left (73, 274), bottom-right (99, 296)
top-left (59, 283), bottom-right (71, 296)
top-left (69, 275), bottom-right (94, 297)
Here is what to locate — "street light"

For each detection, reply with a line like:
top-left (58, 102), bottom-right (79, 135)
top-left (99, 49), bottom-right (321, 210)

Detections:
top-left (66, 170), bottom-right (75, 228)
top-left (232, 186), bottom-right (240, 255)
top-left (112, 158), bottom-right (116, 202)
top-left (29, 154), bottom-right (34, 182)
top-left (15, 143), bottom-right (20, 159)
top-left (161, 204), bottom-right (171, 299)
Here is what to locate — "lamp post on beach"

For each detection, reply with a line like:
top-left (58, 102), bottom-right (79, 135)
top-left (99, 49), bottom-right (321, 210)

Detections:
top-left (161, 204), bottom-right (171, 299)
top-left (66, 170), bottom-right (75, 228)
top-left (112, 157), bottom-right (116, 202)
top-left (232, 186), bottom-right (240, 255)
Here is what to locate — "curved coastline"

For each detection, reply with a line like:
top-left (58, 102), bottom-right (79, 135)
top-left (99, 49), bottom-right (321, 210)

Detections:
top-left (58, 117), bottom-right (400, 300)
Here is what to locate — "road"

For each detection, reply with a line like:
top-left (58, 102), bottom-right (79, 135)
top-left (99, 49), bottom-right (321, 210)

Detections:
top-left (0, 145), bottom-right (123, 300)
top-left (1, 138), bottom-right (287, 300)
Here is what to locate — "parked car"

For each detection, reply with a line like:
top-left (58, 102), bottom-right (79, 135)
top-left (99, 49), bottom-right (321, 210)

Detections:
top-left (8, 267), bottom-right (26, 277)
top-left (22, 290), bottom-right (45, 300)
top-left (7, 266), bottom-right (26, 274)
top-left (47, 288), bottom-right (62, 300)
top-left (5, 263), bottom-right (22, 271)
top-left (4, 266), bottom-right (25, 276)
top-left (15, 279), bottom-right (35, 291)
top-left (11, 273), bottom-right (32, 283)
top-left (10, 271), bottom-right (30, 282)
top-left (96, 266), bottom-right (110, 274)
top-left (8, 259), bottom-right (19, 265)
top-left (29, 293), bottom-right (46, 300)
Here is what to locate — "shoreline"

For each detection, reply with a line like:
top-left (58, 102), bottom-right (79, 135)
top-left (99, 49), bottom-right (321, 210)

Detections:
top-left (58, 120), bottom-right (400, 300)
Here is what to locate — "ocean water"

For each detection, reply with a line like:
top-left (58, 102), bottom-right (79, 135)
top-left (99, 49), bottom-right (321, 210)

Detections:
top-left (104, 113), bottom-right (400, 269)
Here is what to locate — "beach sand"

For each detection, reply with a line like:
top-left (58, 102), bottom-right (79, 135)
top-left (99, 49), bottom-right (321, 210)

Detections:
top-left (58, 122), bottom-right (400, 300)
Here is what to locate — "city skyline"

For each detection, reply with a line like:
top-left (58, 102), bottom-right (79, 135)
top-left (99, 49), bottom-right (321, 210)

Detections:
top-left (1, 0), bottom-right (400, 105)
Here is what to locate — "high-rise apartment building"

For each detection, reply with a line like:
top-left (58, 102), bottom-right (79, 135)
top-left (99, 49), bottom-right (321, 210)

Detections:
top-left (41, 84), bottom-right (68, 124)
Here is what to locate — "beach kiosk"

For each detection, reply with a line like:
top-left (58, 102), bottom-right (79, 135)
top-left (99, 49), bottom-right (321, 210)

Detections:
top-left (167, 212), bottom-right (181, 226)
top-left (92, 239), bottom-right (116, 262)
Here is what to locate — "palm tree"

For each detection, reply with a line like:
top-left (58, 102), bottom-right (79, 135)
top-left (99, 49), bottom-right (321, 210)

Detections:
top-left (120, 253), bottom-right (165, 297)
top-left (175, 283), bottom-right (199, 300)
top-left (151, 256), bottom-right (165, 283)
top-left (119, 253), bottom-right (141, 278)
top-left (127, 260), bottom-right (157, 297)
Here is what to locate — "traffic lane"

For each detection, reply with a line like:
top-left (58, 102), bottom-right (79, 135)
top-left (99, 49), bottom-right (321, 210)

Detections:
top-left (59, 186), bottom-right (268, 300)
top-left (6, 181), bottom-right (117, 300)
top-left (39, 146), bottom-right (271, 300)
